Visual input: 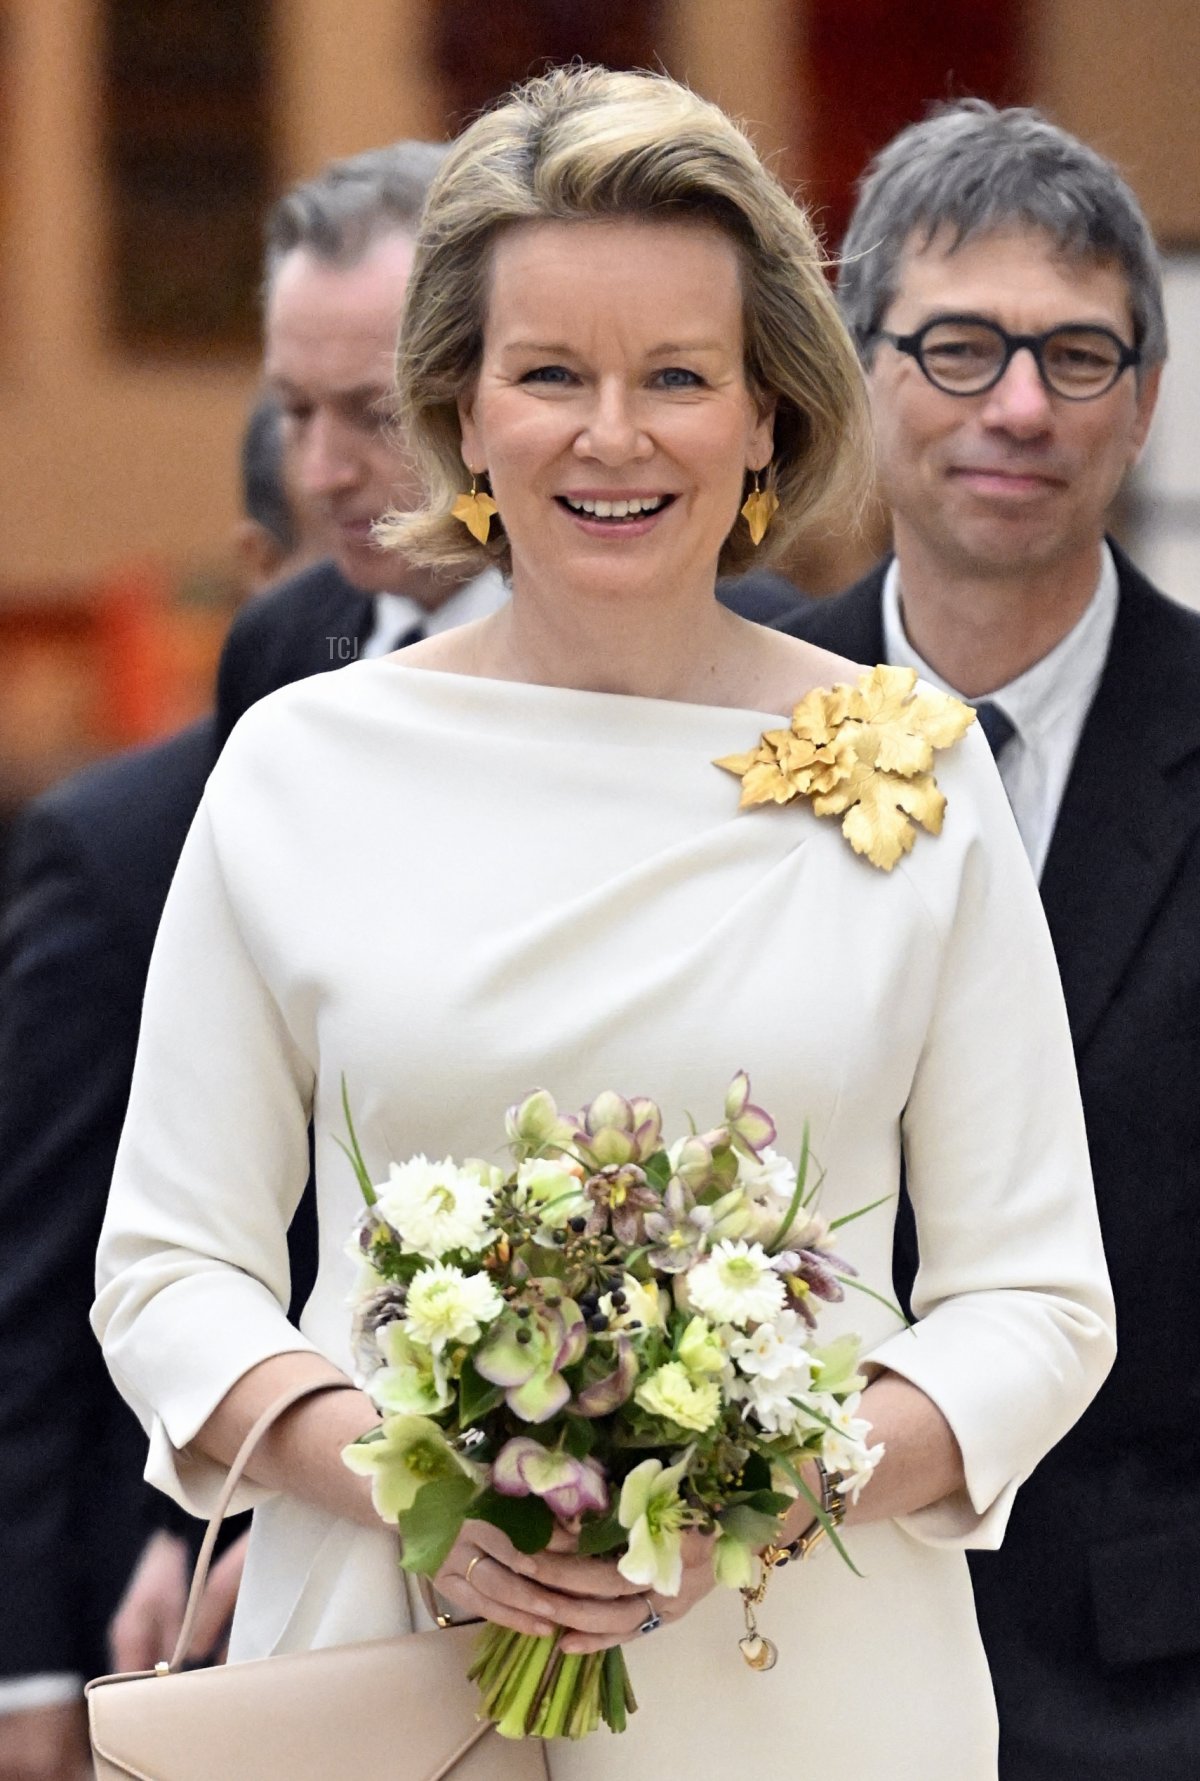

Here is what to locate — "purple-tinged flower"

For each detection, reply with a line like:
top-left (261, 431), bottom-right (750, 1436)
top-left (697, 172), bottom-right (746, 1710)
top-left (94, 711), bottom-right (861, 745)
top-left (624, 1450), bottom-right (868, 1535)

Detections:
top-left (567, 1091), bottom-right (665, 1170)
top-left (474, 1283), bottom-right (588, 1423)
top-left (492, 1437), bottom-right (609, 1522)
top-left (583, 1163), bottom-right (659, 1245)
top-left (573, 1334), bottom-right (638, 1417)
top-left (772, 1246), bottom-right (854, 1328)
top-left (724, 1071), bottom-right (777, 1157)
top-left (644, 1178), bottom-right (713, 1273)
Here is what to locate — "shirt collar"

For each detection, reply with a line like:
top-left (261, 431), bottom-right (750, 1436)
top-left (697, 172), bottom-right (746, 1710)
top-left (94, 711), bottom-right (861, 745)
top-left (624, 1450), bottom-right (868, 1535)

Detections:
top-left (371, 568), bottom-right (508, 647)
top-left (881, 543), bottom-right (1119, 741)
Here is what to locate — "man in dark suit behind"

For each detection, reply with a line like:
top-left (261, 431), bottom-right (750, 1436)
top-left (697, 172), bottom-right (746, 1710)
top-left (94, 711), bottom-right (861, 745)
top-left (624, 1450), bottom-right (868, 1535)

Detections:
top-left (781, 102), bottom-right (1200, 1777)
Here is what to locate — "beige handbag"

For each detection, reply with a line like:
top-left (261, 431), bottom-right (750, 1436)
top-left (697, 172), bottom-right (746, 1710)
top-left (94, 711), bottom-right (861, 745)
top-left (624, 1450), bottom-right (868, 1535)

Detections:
top-left (86, 1380), bottom-right (550, 1781)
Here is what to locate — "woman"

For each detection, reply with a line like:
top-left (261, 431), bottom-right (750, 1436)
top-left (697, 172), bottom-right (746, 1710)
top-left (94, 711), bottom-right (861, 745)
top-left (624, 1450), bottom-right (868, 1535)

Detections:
top-left (95, 67), bottom-right (1114, 1778)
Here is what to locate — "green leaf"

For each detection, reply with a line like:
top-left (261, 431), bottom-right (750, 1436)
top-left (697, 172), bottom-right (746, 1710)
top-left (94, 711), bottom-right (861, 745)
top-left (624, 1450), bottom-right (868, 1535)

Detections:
top-left (837, 1274), bottom-right (909, 1326)
top-left (719, 1503), bottom-right (784, 1548)
top-left (338, 1075), bottom-right (377, 1205)
top-left (458, 1356), bottom-right (505, 1426)
top-left (577, 1510), bottom-right (626, 1556)
top-left (562, 1415), bottom-right (597, 1460)
top-left (643, 1151), bottom-right (671, 1192)
top-left (471, 1487), bottom-right (554, 1554)
top-left (396, 1473), bottom-right (479, 1575)
top-left (740, 1451), bottom-right (773, 1493)
top-left (827, 1193), bottom-right (893, 1232)
top-left (766, 1119), bottom-right (810, 1254)
top-left (740, 1487), bottom-right (793, 1517)
top-left (773, 1455), bottom-right (861, 1577)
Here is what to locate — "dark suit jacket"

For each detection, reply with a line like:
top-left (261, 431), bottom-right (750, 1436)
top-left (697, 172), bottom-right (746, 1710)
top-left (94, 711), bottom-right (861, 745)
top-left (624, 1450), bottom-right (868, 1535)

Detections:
top-left (780, 545), bottom-right (1200, 1779)
top-left (0, 722), bottom-right (216, 1680)
top-left (0, 714), bottom-right (324, 1683)
top-left (214, 557), bottom-right (807, 746)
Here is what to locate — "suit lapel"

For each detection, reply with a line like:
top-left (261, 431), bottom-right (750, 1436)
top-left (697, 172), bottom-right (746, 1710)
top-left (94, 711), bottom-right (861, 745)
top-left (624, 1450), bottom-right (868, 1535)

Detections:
top-left (1040, 549), bottom-right (1200, 1056)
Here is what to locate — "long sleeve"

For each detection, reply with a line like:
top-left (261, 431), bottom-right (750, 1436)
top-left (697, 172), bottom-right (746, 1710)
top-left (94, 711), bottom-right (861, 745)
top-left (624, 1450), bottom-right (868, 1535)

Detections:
top-left (866, 727), bottom-right (1117, 1547)
top-left (93, 795), bottom-right (320, 1517)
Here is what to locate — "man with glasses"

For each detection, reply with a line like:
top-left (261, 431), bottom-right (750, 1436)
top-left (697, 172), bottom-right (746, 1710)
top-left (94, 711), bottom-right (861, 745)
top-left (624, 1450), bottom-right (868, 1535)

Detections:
top-left (783, 101), bottom-right (1200, 1779)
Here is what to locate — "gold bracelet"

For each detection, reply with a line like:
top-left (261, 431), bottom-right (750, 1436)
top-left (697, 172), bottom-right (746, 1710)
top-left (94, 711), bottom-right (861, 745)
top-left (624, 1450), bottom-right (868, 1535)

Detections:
top-left (738, 1463), bottom-right (847, 1670)
top-left (764, 1460), bottom-right (848, 1567)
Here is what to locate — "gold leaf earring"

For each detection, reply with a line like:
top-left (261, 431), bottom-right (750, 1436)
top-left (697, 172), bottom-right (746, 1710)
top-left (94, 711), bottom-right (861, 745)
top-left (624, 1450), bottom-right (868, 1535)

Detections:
top-left (740, 470), bottom-right (779, 547)
top-left (451, 474), bottom-right (499, 545)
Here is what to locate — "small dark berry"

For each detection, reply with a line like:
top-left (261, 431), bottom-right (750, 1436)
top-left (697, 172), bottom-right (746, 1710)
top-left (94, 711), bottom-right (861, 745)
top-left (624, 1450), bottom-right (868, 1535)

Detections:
top-left (515, 1305), bottom-right (532, 1319)
top-left (611, 1291), bottom-right (627, 1309)
top-left (568, 1215), bottom-right (588, 1233)
top-left (588, 1312), bottom-right (608, 1332)
top-left (516, 1327), bottom-right (533, 1345)
top-left (606, 1275), bottom-right (623, 1291)
top-left (544, 1294), bottom-right (562, 1309)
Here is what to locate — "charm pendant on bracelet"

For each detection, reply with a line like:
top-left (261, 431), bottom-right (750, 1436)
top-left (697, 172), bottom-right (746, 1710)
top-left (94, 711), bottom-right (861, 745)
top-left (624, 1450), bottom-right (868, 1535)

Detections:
top-left (738, 1562), bottom-right (779, 1671)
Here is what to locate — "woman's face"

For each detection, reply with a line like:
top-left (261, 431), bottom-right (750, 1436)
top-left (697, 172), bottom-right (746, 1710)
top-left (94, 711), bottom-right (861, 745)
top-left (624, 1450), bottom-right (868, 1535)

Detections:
top-left (458, 217), bottom-right (774, 607)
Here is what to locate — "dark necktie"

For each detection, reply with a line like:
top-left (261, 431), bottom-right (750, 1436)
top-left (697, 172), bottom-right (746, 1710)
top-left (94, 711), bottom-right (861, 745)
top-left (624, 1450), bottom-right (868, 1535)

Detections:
top-left (975, 700), bottom-right (1016, 761)
top-left (388, 620), bottom-right (426, 654)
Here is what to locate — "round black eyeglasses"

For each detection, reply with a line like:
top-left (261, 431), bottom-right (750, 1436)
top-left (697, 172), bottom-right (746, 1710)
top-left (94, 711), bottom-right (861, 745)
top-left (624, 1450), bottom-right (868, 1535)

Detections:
top-left (874, 315), bottom-right (1141, 401)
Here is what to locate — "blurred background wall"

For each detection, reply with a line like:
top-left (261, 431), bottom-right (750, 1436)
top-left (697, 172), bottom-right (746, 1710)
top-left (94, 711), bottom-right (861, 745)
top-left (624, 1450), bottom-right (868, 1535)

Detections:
top-left (1, 0), bottom-right (1198, 806)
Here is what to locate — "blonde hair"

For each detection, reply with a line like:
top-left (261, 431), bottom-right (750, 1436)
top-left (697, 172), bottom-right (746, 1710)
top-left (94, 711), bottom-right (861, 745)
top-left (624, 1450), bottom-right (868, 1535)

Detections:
top-left (380, 65), bottom-right (870, 576)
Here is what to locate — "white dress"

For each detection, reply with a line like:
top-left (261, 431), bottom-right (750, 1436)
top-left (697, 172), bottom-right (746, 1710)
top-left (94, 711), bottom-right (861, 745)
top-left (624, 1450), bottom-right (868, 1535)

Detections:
top-left (94, 661), bottom-right (1115, 1780)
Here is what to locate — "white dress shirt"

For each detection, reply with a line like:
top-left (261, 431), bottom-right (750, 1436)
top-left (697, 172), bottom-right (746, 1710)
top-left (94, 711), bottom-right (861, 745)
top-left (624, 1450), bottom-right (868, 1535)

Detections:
top-left (883, 545), bottom-right (1119, 879)
top-left (361, 568), bottom-right (508, 658)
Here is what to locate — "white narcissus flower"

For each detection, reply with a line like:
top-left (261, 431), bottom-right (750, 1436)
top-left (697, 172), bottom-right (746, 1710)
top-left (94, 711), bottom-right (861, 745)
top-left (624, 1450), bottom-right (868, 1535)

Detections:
top-left (376, 1155), bottom-right (497, 1259)
top-left (728, 1310), bottom-right (813, 1384)
top-left (805, 1391), bottom-right (885, 1501)
top-left (737, 1147), bottom-right (797, 1201)
top-left (686, 1239), bottom-right (786, 1328)
top-left (403, 1261), bottom-right (503, 1353)
top-left (635, 1361), bottom-right (722, 1433)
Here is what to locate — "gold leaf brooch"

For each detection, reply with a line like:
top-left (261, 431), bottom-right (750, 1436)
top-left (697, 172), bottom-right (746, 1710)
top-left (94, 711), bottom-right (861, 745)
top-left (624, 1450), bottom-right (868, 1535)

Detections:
top-left (715, 665), bottom-right (975, 871)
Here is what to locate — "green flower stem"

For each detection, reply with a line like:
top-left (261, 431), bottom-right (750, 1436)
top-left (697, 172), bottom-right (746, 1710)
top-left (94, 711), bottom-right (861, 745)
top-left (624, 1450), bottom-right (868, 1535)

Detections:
top-left (469, 1625), bottom-right (637, 1740)
top-left (493, 1634), bottom-right (558, 1738)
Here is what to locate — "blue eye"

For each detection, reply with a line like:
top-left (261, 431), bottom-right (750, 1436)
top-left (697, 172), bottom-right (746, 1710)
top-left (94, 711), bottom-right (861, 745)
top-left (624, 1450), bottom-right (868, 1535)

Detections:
top-left (656, 367), bottom-right (704, 389)
top-left (521, 365), bottom-right (575, 385)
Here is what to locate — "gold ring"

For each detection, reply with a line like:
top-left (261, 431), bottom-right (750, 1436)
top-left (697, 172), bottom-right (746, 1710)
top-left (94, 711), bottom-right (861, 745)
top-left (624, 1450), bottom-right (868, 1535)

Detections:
top-left (465, 1553), bottom-right (485, 1587)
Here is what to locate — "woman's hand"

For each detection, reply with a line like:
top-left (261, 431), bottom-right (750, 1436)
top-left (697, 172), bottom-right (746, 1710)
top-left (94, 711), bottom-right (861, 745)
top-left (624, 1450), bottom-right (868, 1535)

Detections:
top-left (555, 1527), bottom-right (719, 1655)
top-left (434, 1520), bottom-right (717, 1655)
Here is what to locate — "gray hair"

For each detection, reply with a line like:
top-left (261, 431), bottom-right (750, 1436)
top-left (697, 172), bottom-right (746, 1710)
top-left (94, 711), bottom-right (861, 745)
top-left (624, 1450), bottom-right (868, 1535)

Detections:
top-left (839, 100), bottom-right (1167, 370)
top-left (263, 142), bottom-right (449, 290)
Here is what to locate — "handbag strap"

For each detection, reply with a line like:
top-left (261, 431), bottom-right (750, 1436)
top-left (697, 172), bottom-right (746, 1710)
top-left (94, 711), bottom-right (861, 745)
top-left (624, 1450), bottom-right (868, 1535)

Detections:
top-left (166, 1376), bottom-right (361, 1672)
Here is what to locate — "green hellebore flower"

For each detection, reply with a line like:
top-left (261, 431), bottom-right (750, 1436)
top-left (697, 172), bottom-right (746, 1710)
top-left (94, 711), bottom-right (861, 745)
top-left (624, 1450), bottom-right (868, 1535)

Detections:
top-left (809, 1332), bottom-right (868, 1396)
top-left (677, 1315), bottom-right (726, 1378)
top-left (371, 1324), bottom-right (454, 1417)
top-left (714, 1531), bottom-right (756, 1589)
top-left (342, 1414), bottom-right (482, 1524)
top-left (505, 1089), bottom-right (575, 1158)
top-left (616, 1449), bottom-right (693, 1596)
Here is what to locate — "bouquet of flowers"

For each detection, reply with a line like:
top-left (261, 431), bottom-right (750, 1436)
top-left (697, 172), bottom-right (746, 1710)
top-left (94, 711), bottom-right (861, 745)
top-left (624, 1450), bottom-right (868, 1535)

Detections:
top-left (340, 1074), bottom-right (885, 1740)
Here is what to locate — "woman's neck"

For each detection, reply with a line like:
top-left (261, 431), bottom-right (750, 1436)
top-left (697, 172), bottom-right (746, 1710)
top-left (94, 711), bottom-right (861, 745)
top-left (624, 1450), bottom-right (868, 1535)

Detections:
top-left (462, 577), bottom-right (751, 704)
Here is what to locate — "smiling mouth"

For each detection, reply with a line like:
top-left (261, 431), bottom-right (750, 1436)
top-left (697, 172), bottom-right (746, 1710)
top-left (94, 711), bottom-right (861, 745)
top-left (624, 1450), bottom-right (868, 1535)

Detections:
top-left (558, 494), bottom-right (675, 522)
